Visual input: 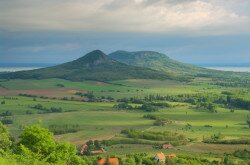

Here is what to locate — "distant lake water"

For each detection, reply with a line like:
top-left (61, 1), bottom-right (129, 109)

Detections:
top-left (206, 67), bottom-right (250, 72)
top-left (0, 66), bottom-right (250, 73)
top-left (0, 67), bottom-right (41, 72)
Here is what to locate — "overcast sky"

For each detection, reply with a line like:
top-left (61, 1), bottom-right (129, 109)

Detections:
top-left (1, 0), bottom-right (250, 65)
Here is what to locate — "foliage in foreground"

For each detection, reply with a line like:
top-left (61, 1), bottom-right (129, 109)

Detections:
top-left (0, 122), bottom-right (85, 165)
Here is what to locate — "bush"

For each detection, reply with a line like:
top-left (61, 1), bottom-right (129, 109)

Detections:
top-left (49, 124), bottom-right (81, 135)
top-left (0, 111), bottom-right (12, 117)
top-left (113, 103), bottom-right (133, 110)
top-left (121, 129), bottom-right (187, 144)
top-left (139, 104), bottom-right (158, 112)
top-left (143, 114), bottom-right (158, 120)
top-left (0, 118), bottom-right (13, 125)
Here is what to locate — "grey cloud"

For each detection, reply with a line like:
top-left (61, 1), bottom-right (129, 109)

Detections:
top-left (0, 0), bottom-right (249, 35)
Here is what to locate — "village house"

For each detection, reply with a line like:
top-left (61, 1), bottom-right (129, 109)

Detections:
top-left (91, 148), bottom-right (105, 154)
top-left (162, 143), bottom-right (173, 149)
top-left (98, 158), bottom-right (119, 165)
top-left (78, 144), bottom-right (88, 154)
top-left (154, 152), bottom-right (166, 163)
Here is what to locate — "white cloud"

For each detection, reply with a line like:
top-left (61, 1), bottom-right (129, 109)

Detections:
top-left (0, 0), bottom-right (249, 35)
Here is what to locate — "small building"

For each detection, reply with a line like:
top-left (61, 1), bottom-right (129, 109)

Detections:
top-left (154, 152), bottom-right (166, 163)
top-left (98, 158), bottom-right (119, 165)
top-left (163, 143), bottom-right (173, 149)
top-left (79, 144), bottom-right (88, 154)
top-left (91, 148), bottom-right (105, 154)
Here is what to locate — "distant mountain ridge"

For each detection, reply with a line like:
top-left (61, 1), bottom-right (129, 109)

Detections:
top-left (109, 50), bottom-right (209, 76)
top-left (0, 50), bottom-right (171, 81)
top-left (1, 49), bottom-right (249, 82)
top-left (109, 50), bottom-right (250, 82)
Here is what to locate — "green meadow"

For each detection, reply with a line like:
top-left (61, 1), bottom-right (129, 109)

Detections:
top-left (0, 78), bottom-right (250, 162)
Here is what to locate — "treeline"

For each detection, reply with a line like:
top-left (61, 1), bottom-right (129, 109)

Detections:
top-left (31, 104), bottom-right (63, 113)
top-left (233, 149), bottom-right (250, 159)
top-left (114, 101), bottom-right (171, 112)
top-left (75, 91), bottom-right (114, 102)
top-left (143, 114), bottom-right (173, 126)
top-left (226, 95), bottom-right (250, 110)
top-left (212, 78), bottom-right (250, 88)
top-left (203, 133), bottom-right (250, 145)
top-left (121, 129), bottom-right (188, 145)
top-left (49, 124), bottom-right (81, 135)
top-left (113, 103), bottom-right (161, 112)
top-left (117, 93), bottom-right (250, 111)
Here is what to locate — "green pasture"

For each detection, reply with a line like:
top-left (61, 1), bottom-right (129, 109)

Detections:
top-left (0, 78), bottom-right (250, 157)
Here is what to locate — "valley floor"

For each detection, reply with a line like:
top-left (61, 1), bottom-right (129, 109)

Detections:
top-left (0, 78), bottom-right (250, 163)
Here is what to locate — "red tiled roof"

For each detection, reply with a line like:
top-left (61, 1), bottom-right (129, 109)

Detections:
top-left (167, 154), bottom-right (176, 157)
top-left (155, 152), bottom-right (166, 161)
top-left (98, 158), bottom-right (119, 165)
top-left (91, 149), bottom-right (103, 154)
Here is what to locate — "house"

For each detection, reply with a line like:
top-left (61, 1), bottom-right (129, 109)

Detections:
top-left (98, 158), bottom-right (119, 165)
top-left (162, 143), bottom-right (173, 149)
top-left (79, 144), bottom-right (88, 154)
top-left (91, 148), bottom-right (105, 154)
top-left (154, 152), bottom-right (166, 163)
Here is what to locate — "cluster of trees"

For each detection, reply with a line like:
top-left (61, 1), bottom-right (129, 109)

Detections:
top-left (213, 79), bottom-right (250, 88)
top-left (49, 124), bottom-right (81, 135)
top-left (233, 149), bottom-right (250, 159)
top-left (121, 129), bottom-right (187, 145)
top-left (19, 93), bottom-right (49, 100)
top-left (0, 111), bottom-right (13, 125)
top-left (121, 92), bottom-right (250, 112)
top-left (143, 114), bottom-right (173, 126)
top-left (113, 103), bottom-right (159, 112)
top-left (195, 102), bottom-right (217, 113)
top-left (76, 91), bottom-right (95, 99)
top-left (56, 83), bottom-right (65, 87)
top-left (114, 101), bottom-right (171, 112)
top-left (226, 95), bottom-right (250, 110)
top-left (3, 96), bottom-right (18, 100)
top-left (203, 133), bottom-right (250, 144)
top-left (31, 104), bottom-right (63, 113)
top-left (0, 111), bottom-right (12, 117)
top-left (117, 97), bottom-right (171, 106)
top-left (75, 91), bottom-right (114, 102)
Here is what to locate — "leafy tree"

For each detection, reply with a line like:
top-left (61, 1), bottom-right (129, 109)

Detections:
top-left (17, 124), bottom-right (56, 157)
top-left (0, 122), bottom-right (13, 151)
top-left (16, 124), bottom-right (84, 164)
